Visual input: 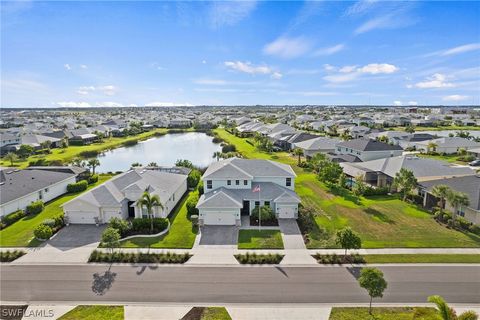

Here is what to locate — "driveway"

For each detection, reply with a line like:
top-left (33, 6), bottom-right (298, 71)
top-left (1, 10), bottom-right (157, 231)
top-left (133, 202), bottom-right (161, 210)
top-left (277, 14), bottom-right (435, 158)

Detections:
top-left (49, 225), bottom-right (106, 249)
top-left (198, 226), bottom-right (238, 246)
top-left (278, 219), bottom-right (306, 249)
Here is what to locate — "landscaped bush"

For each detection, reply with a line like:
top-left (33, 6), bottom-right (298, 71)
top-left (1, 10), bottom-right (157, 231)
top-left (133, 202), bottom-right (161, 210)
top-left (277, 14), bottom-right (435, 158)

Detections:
top-left (0, 210), bottom-right (26, 229)
top-left (53, 214), bottom-right (65, 228)
top-left (108, 217), bottom-right (131, 237)
top-left (28, 158), bottom-right (50, 166)
top-left (363, 186), bottom-right (390, 196)
top-left (212, 136), bottom-right (223, 144)
top-left (131, 218), bottom-right (168, 234)
top-left (234, 252), bottom-right (284, 264)
top-left (313, 253), bottom-right (365, 265)
top-left (88, 250), bottom-right (191, 264)
top-left (79, 150), bottom-right (99, 158)
top-left (455, 216), bottom-right (472, 230)
top-left (34, 224), bottom-right (53, 240)
top-left (186, 193), bottom-right (199, 216)
top-left (42, 218), bottom-right (56, 227)
top-left (251, 206), bottom-right (275, 221)
top-left (221, 143), bottom-right (236, 153)
top-left (297, 206), bottom-right (317, 234)
top-left (87, 174), bottom-right (98, 184)
top-left (197, 180), bottom-right (204, 195)
top-left (469, 224), bottom-right (480, 235)
top-left (0, 250), bottom-right (26, 262)
top-left (67, 180), bottom-right (88, 193)
top-left (187, 169), bottom-right (201, 188)
top-left (26, 201), bottom-right (44, 215)
top-left (458, 155), bottom-right (475, 162)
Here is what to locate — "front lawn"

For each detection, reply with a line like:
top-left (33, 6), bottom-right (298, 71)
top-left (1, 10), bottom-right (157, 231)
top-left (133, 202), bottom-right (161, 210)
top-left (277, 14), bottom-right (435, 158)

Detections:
top-left (215, 129), bottom-right (480, 249)
top-left (363, 254), bottom-right (480, 264)
top-left (0, 174), bottom-right (113, 247)
top-left (238, 229), bottom-right (284, 249)
top-left (119, 191), bottom-right (198, 248)
top-left (329, 307), bottom-right (440, 320)
top-left (183, 307), bottom-right (232, 320)
top-left (58, 306), bottom-right (124, 320)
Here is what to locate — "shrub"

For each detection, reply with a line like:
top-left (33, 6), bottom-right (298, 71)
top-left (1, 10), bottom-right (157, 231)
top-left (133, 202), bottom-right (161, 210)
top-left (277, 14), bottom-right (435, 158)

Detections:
top-left (67, 180), bottom-right (88, 193)
top-left (297, 206), bottom-right (316, 234)
top-left (79, 150), bottom-right (99, 158)
top-left (197, 180), bottom-right (204, 195)
top-left (131, 218), bottom-right (168, 234)
top-left (234, 252), bottom-right (284, 264)
top-left (87, 174), bottom-right (98, 184)
top-left (363, 186), bottom-right (390, 196)
top-left (468, 224), bottom-right (480, 235)
top-left (0, 250), bottom-right (26, 262)
top-left (42, 219), bottom-right (56, 227)
top-left (53, 214), bottom-right (65, 227)
top-left (88, 250), bottom-right (191, 264)
top-left (455, 216), bottom-right (472, 230)
top-left (108, 217), bottom-right (131, 236)
top-left (175, 159), bottom-right (194, 169)
top-left (251, 206), bottom-right (275, 221)
top-left (187, 169), bottom-right (201, 188)
top-left (221, 144), bottom-right (236, 153)
top-left (34, 224), bottom-right (53, 240)
top-left (212, 137), bottom-right (223, 144)
top-left (186, 194), bottom-right (199, 216)
top-left (313, 253), bottom-right (365, 265)
top-left (0, 210), bottom-right (26, 229)
top-left (28, 158), bottom-right (50, 166)
top-left (26, 201), bottom-right (44, 215)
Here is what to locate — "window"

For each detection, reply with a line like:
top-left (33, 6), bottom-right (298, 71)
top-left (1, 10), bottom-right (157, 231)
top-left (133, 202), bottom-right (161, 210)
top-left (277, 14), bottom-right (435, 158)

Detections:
top-left (264, 201), bottom-right (270, 207)
top-left (255, 201), bottom-right (260, 207)
top-left (206, 180), bottom-right (212, 189)
top-left (44, 188), bottom-right (49, 192)
top-left (244, 180), bottom-right (248, 185)
top-left (142, 206), bottom-right (148, 218)
top-left (286, 177), bottom-right (292, 187)
top-left (235, 180), bottom-right (239, 185)
top-left (227, 180), bottom-right (231, 185)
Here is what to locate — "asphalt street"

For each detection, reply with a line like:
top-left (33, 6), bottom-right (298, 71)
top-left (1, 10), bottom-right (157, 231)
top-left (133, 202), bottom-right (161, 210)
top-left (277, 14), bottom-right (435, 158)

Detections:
top-left (1, 265), bottom-right (479, 304)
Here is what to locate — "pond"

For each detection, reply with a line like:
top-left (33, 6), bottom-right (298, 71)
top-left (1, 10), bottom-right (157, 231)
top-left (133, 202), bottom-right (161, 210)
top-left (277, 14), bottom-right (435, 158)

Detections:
top-left (96, 132), bottom-right (222, 173)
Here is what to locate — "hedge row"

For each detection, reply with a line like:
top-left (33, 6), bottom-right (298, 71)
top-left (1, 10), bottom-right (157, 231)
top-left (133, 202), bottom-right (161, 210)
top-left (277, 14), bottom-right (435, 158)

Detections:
top-left (26, 201), bottom-right (44, 215)
top-left (0, 250), bottom-right (26, 262)
top-left (313, 253), bottom-right (366, 265)
top-left (234, 252), bottom-right (284, 264)
top-left (88, 250), bottom-right (191, 264)
top-left (67, 180), bottom-right (88, 193)
top-left (0, 210), bottom-right (26, 230)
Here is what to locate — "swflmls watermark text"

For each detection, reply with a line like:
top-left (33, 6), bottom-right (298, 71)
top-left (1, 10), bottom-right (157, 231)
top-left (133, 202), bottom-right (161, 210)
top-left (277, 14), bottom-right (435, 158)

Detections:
top-left (1, 305), bottom-right (55, 320)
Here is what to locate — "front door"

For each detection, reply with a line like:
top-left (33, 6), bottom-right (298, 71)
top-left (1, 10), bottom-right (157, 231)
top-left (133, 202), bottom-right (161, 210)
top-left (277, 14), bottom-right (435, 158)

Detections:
top-left (127, 201), bottom-right (135, 218)
top-left (241, 200), bottom-right (250, 216)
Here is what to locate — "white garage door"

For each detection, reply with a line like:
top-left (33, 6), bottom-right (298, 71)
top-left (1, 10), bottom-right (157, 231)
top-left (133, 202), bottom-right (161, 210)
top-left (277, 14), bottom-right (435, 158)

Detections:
top-left (103, 211), bottom-right (122, 223)
top-left (66, 211), bottom-right (98, 224)
top-left (204, 212), bottom-right (236, 225)
top-left (278, 206), bottom-right (295, 219)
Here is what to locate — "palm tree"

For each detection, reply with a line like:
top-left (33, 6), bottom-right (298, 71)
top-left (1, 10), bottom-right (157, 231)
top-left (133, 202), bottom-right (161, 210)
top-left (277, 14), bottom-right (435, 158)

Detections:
top-left (137, 190), bottom-right (164, 233)
top-left (40, 140), bottom-right (51, 152)
top-left (4, 152), bottom-right (18, 166)
top-left (427, 142), bottom-right (438, 154)
top-left (447, 191), bottom-right (470, 223)
top-left (293, 148), bottom-right (304, 165)
top-left (431, 185), bottom-right (452, 212)
top-left (71, 158), bottom-right (85, 167)
top-left (212, 151), bottom-right (223, 162)
top-left (428, 295), bottom-right (478, 320)
top-left (87, 158), bottom-right (100, 175)
top-left (148, 162), bottom-right (158, 167)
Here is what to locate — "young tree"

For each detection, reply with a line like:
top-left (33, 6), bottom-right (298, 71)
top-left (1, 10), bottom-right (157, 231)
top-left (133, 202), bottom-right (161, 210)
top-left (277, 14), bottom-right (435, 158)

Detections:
top-left (137, 191), bottom-right (164, 233)
top-left (4, 152), bottom-right (18, 166)
top-left (393, 168), bottom-right (418, 201)
top-left (446, 191), bottom-right (470, 223)
top-left (358, 267), bottom-right (388, 315)
top-left (60, 137), bottom-right (69, 148)
top-left (17, 144), bottom-right (34, 159)
top-left (101, 227), bottom-right (121, 253)
top-left (431, 185), bottom-right (452, 212)
top-left (428, 295), bottom-right (478, 320)
top-left (40, 140), bottom-right (51, 152)
top-left (352, 174), bottom-right (367, 196)
top-left (405, 125), bottom-right (415, 134)
top-left (336, 227), bottom-right (362, 256)
top-left (427, 142), bottom-right (438, 154)
top-left (338, 173), bottom-right (347, 189)
top-left (317, 160), bottom-right (343, 185)
top-left (293, 148), bottom-right (304, 165)
top-left (87, 158), bottom-right (100, 175)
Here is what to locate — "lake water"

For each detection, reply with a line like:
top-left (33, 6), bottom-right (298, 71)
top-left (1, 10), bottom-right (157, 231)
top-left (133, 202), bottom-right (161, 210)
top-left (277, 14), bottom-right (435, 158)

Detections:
top-left (96, 132), bottom-right (222, 172)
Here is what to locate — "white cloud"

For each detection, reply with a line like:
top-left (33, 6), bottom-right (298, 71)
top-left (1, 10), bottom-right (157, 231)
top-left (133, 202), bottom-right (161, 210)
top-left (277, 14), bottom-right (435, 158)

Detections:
top-left (99, 85), bottom-right (117, 96)
top-left (339, 65), bottom-right (358, 73)
top-left (413, 73), bottom-right (455, 89)
top-left (314, 43), bottom-right (345, 56)
top-left (323, 63), bottom-right (398, 83)
top-left (441, 43), bottom-right (480, 56)
top-left (97, 101), bottom-right (124, 108)
top-left (77, 86), bottom-right (95, 95)
top-left (442, 95), bottom-right (469, 102)
top-left (209, 1), bottom-right (257, 28)
top-left (76, 85), bottom-right (118, 96)
top-left (408, 101), bottom-right (418, 106)
top-left (344, 0), bottom-right (379, 16)
top-left (323, 64), bottom-right (336, 72)
top-left (64, 64), bottom-right (71, 71)
top-left (202, 60), bottom-right (207, 64)
top-left (357, 63), bottom-right (398, 74)
top-left (145, 102), bottom-right (194, 107)
top-left (323, 72), bottom-right (360, 83)
top-left (57, 101), bottom-right (92, 108)
top-left (224, 61), bottom-right (282, 79)
top-left (393, 100), bottom-right (403, 106)
top-left (263, 36), bottom-right (312, 59)
top-left (355, 15), bottom-right (393, 34)
top-left (80, 64), bottom-right (88, 69)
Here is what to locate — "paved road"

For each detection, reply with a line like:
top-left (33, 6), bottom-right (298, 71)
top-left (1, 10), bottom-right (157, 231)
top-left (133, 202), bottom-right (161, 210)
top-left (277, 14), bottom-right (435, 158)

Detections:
top-left (1, 265), bottom-right (479, 304)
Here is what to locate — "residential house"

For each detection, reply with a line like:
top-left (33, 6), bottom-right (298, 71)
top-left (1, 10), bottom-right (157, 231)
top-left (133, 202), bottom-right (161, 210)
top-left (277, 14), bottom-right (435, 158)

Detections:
top-left (334, 138), bottom-right (403, 162)
top-left (293, 137), bottom-right (341, 158)
top-left (0, 133), bottom-right (21, 155)
top-left (196, 158), bottom-right (300, 226)
top-left (413, 137), bottom-right (480, 154)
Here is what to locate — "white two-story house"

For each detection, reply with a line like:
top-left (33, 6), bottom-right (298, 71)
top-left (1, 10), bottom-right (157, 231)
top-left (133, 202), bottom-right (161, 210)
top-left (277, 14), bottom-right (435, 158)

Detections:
top-left (196, 158), bottom-right (300, 226)
top-left (334, 138), bottom-right (403, 162)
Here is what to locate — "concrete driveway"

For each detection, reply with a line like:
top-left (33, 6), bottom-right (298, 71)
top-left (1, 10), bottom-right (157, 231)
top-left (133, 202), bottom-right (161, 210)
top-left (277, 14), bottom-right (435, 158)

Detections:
top-left (198, 226), bottom-right (238, 246)
top-left (49, 225), bottom-right (106, 250)
top-left (278, 219), bottom-right (306, 249)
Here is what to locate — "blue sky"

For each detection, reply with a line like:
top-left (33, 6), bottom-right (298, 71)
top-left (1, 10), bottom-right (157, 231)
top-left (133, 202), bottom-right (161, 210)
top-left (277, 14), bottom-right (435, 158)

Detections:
top-left (1, 0), bottom-right (479, 107)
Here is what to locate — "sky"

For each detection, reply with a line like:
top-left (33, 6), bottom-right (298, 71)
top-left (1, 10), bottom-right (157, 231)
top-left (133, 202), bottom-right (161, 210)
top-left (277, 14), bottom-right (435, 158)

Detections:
top-left (1, 0), bottom-right (480, 108)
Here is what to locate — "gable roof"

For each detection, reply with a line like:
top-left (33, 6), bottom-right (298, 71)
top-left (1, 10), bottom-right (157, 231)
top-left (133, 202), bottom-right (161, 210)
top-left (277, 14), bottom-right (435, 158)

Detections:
top-left (202, 158), bottom-right (296, 180)
top-left (295, 137), bottom-right (340, 151)
top-left (420, 175), bottom-right (480, 210)
top-left (337, 138), bottom-right (403, 151)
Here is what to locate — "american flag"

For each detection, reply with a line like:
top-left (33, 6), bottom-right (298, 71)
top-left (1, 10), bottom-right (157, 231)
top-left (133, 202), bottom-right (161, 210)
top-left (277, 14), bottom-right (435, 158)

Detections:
top-left (252, 185), bottom-right (261, 193)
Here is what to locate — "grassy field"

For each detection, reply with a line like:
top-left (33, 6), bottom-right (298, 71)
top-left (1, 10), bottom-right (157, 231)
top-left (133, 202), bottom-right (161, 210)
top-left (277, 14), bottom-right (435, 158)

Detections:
top-left (0, 174), bottom-right (113, 247)
top-left (329, 307), bottom-right (440, 320)
top-left (418, 153), bottom-right (468, 164)
top-left (119, 190), bottom-right (198, 248)
top-left (238, 230), bottom-right (284, 249)
top-left (363, 254), bottom-right (480, 264)
top-left (0, 128), bottom-right (168, 169)
top-left (58, 306), bottom-right (124, 320)
top-left (215, 129), bottom-right (480, 249)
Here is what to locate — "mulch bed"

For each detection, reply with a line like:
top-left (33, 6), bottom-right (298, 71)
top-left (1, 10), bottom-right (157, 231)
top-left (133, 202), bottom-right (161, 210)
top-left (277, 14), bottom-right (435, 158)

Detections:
top-left (249, 216), bottom-right (278, 226)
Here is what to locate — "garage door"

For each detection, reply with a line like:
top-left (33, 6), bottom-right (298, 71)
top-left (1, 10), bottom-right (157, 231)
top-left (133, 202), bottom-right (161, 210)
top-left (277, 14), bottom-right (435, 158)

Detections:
top-left (278, 206), bottom-right (295, 219)
top-left (65, 211), bottom-right (98, 224)
top-left (204, 212), bottom-right (236, 225)
top-left (103, 211), bottom-right (122, 223)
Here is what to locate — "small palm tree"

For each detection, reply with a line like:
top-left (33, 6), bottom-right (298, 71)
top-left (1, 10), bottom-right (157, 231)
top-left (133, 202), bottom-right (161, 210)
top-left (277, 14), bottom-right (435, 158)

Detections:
top-left (428, 295), bottom-right (478, 320)
top-left (137, 190), bottom-right (164, 233)
top-left (4, 152), bottom-right (18, 166)
top-left (148, 162), bottom-right (158, 167)
top-left (293, 148), bottom-right (304, 165)
top-left (71, 158), bottom-right (85, 167)
top-left (427, 142), bottom-right (438, 154)
top-left (212, 151), bottom-right (223, 162)
top-left (431, 185), bottom-right (452, 212)
top-left (87, 158), bottom-right (100, 175)
top-left (447, 191), bottom-right (470, 223)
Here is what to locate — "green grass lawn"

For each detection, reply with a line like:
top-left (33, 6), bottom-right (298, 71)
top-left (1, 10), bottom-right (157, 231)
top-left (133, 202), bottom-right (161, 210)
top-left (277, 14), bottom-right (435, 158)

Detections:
top-left (201, 307), bottom-right (232, 320)
top-left (215, 129), bottom-right (480, 249)
top-left (238, 229), bottom-right (284, 249)
top-left (0, 174), bottom-right (113, 247)
top-left (58, 306), bottom-right (124, 320)
top-left (363, 254), bottom-right (480, 264)
top-left (329, 307), bottom-right (440, 320)
top-left (0, 129), bottom-right (168, 169)
top-left (119, 190), bottom-right (198, 248)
